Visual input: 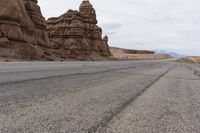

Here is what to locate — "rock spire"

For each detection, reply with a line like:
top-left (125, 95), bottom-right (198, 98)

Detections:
top-left (47, 0), bottom-right (111, 60)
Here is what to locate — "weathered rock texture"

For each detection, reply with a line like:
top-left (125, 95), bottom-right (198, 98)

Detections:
top-left (0, 0), bottom-right (50, 60)
top-left (0, 0), bottom-right (111, 60)
top-left (47, 0), bottom-right (111, 60)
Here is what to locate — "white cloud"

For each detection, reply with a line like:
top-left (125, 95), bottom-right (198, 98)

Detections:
top-left (39, 0), bottom-right (200, 55)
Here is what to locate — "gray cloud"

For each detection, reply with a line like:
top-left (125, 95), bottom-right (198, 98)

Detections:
top-left (101, 23), bottom-right (122, 30)
top-left (105, 32), bottom-right (117, 36)
top-left (39, 0), bottom-right (200, 55)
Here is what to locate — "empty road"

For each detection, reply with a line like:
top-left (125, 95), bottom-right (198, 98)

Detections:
top-left (0, 60), bottom-right (200, 133)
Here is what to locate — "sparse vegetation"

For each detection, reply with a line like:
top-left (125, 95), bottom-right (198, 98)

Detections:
top-left (177, 56), bottom-right (200, 64)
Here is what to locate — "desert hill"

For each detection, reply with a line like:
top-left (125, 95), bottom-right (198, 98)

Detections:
top-left (110, 47), bottom-right (172, 60)
top-left (177, 56), bottom-right (200, 64)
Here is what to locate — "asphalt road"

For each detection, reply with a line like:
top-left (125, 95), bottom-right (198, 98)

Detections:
top-left (0, 59), bottom-right (200, 133)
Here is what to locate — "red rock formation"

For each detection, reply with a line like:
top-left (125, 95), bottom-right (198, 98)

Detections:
top-left (24, 0), bottom-right (50, 47)
top-left (0, 0), bottom-right (49, 60)
top-left (47, 0), bottom-right (111, 59)
top-left (0, 0), bottom-right (111, 60)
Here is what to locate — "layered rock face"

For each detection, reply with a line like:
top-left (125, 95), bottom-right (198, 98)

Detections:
top-left (24, 0), bottom-right (50, 47)
top-left (0, 0), bottom-right (111, 60)
top-left (0, 0), bottom-right (49, 60)
top-left (47, 0), bottom-right (111, 59)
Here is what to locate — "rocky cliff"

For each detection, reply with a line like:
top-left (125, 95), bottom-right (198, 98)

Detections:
top-left (0, 0), bottom-right (50, 60)
top-left (0, 0), bottom-right (111, 60)
top-left (46, 0), bottom-right (111, 60)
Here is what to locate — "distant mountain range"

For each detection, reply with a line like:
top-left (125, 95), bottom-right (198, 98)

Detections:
top-left (154, 50), bottom-right (185, 58)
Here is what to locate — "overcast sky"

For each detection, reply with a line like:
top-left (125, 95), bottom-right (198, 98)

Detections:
top-left (39, 0), bottom-right (200, 55)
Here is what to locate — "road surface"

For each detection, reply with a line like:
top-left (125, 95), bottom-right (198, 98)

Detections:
top-left (0, 60), bottom-right (200, 133)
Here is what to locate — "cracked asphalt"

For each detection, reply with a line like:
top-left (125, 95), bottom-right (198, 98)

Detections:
top-left (0, 60), bottom-right (200, 133)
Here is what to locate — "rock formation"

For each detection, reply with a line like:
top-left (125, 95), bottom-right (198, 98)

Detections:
top-left (0, 0), bottom-right (111, 60)
top-left (24, 0), bottom-right (50, 47)
top-left (0, 0), bottom-right (50, 60)
top-left (47, 0), bottom-right (111, 59)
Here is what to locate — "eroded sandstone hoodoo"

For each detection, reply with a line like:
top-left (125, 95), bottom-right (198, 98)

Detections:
top-left (0, 0), bottom-right (49, 60)
top-left (24, 0), bottom-right (50, 47)
top-left (0, 0), bottom-right (111, 60)
top-left (47, 0), bottom-right (111, 60)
